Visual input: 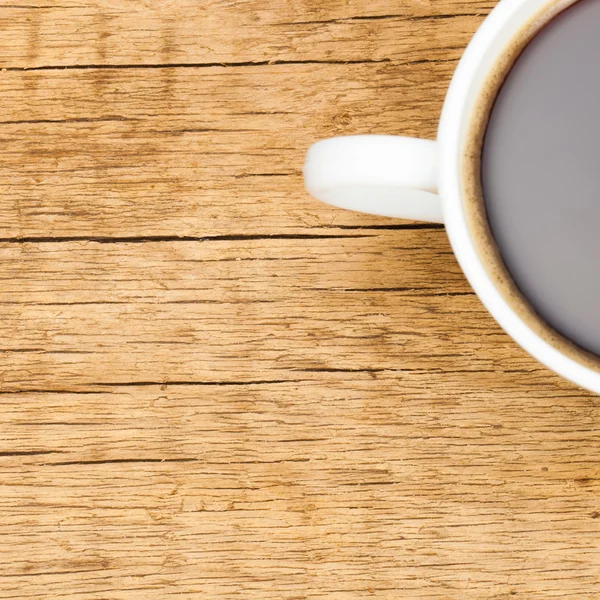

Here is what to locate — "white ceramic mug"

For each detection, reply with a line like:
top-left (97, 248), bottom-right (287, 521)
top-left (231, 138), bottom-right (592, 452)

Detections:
top-left (303, 0), bottom-right (600, 392)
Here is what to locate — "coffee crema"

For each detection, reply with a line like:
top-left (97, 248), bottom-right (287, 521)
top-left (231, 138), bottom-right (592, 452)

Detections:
top-left (464, 0), bottom-right (600, 368)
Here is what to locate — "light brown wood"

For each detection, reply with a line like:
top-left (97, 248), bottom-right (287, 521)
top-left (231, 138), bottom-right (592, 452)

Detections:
top-left (1, 1), bottom-right (599, 598)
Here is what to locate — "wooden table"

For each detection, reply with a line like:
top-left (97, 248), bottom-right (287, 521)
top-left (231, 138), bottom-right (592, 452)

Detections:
top-left (1, 1), bottom-right (599, 598)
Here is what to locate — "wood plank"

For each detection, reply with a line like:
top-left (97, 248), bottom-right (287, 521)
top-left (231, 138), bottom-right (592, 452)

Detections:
top-left (0, 377), bottom-right (598, 598)
top-left (0, 1), bottom-right (493, 239)
top-left (0, 62), bottom-right (454, 237)
top-left (0, 1), bottom-right (493, 68)
top-left (0, 231), bottom-right (533, 389)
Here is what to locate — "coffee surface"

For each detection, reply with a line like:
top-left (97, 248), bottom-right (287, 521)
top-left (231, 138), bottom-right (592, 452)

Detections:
top-left (482, 0), bottom-right (600, 357)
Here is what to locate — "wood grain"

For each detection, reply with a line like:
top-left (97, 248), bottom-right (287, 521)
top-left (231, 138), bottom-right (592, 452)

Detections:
top-left (0, 1), bottom-right (599, 598)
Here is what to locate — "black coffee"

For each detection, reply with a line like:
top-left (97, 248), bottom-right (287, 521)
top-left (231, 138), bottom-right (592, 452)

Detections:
top-left (481, 0), bottom-right (600, 357)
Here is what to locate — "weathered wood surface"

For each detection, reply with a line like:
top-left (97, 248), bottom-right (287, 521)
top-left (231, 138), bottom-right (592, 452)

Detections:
top-left (1, 1), bottom-right (599, 598)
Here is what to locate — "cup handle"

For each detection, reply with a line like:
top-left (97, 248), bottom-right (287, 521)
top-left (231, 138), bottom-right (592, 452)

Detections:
top-left (304, 135), bottom-right (443, 224)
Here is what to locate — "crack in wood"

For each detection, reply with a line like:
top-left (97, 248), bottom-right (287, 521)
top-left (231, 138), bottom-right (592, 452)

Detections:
top-left (50, 458), bottom-right (196, 466)
top-left (0, 233), bottom-right (371, 244)
top-left (0, 450), bottom-right (64, 457)
top-left (0, 116), bottom-right (136, 125)
top-left (2, 58), bottom-right (392, 72)
top-left (278, 12), bottom-right (484, 26)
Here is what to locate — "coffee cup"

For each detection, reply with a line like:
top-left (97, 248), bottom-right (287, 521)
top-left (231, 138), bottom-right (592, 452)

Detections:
top-left (303, 0), bottom-right (600, 392)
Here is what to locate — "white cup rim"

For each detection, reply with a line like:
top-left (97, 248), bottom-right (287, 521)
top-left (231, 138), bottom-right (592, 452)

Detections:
top-left (437, 0), bottom-right (600, 392)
